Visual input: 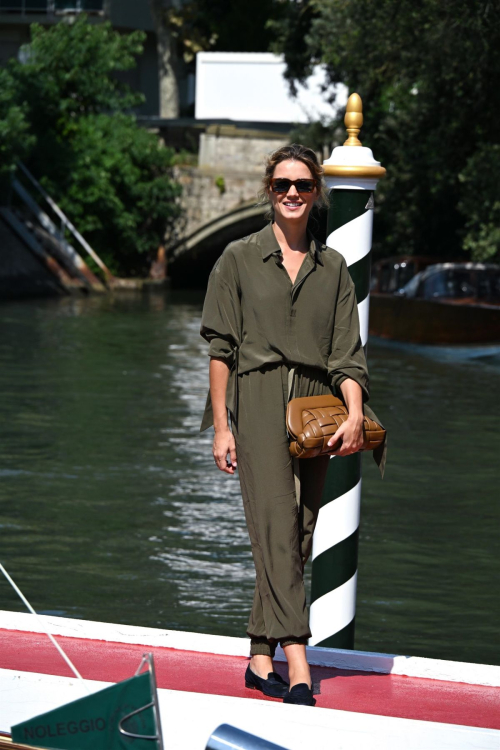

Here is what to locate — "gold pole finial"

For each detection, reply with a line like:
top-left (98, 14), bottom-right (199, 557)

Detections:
top-left (344, 93), bottom-right (363, 146)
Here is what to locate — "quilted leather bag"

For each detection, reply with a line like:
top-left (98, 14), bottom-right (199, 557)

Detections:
top-left (286, 394), bottom-right (386, 459)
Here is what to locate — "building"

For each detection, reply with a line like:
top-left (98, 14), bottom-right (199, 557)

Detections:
top-left (0, 0), bottom-right (195, 117)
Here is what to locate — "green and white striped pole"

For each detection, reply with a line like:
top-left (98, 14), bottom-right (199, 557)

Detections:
top-left (309, 94), bottom-right (385, 649)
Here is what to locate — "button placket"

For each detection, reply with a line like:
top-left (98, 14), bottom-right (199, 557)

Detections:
top-left (272, 252), bottom-right (294, 358)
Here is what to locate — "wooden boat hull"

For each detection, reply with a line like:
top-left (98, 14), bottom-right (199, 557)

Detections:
top-left (370, 294), bottom-right (500, 344)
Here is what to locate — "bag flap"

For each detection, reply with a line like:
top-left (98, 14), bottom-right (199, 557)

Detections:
top-left (286, 394), bottom-right (344, 438)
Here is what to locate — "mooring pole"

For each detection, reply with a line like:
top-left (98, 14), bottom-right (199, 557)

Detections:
top-left (309, 94), bottom-right (385, 649)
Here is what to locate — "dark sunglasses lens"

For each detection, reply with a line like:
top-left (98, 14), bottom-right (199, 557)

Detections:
top-left (272, 179), bottom-right (316, 193)
top-left (295, 180), bottom-right (315, 193)
top-left (272, 179), bottom-right (291, 193)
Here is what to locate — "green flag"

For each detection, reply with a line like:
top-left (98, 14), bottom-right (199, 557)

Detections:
top-left (11, 656), bottom-right (162, 750)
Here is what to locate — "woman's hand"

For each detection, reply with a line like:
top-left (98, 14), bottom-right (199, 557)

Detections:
top-left (209, 357), bottom-right (237, 474)
top-left (327, 378), bottom-right (364, 456)
top-left (213, 427), bottom-right (238, 474)
top-left (327, 415), bottom-right (364, 456)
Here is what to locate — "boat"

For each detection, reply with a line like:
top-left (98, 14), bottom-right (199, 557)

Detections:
top-left (0, 610), bottom-right (499, 750)
top-left (370, 260), bottom-right (500, 344)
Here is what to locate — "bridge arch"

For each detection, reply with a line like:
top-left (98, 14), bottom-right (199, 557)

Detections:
top-left (168, 203), bottom-right (268, 288)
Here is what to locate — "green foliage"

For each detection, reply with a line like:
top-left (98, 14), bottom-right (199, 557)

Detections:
top-left (459, 145), bottom-right (500, 262)
top-left (15, 15), bottom-right (145, 122)
top-left (170, 0), bottom-right (287, 59)
top-left (289, 118), bottom-right (342, 159)
top-left (273, 0), bottom-right (500, 262)
top-left (171, 149), bottom-right (199, 167)
top-left (40, 114), bottom-right (182, 276)
top-left (214, 175), bottom-right (226, 195)
top-left (0, 68), bottom-right (35, 190)
top-left (4, 15), bottom-right (182, 275)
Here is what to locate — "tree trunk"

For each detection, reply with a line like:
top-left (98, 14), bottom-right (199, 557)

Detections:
top-left (149, 0), bottom-right (180, 119)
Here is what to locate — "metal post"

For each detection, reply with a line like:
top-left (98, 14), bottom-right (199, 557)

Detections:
top-left (309, 94), bottom-right (385, 649)
top-left (206, 724), bottom-right (289, 750)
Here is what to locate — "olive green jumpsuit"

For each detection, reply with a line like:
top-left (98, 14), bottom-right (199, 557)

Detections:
top-left (200, 222), bottom-right (381, 656)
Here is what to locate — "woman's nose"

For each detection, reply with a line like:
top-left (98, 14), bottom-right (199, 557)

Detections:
top-left (286, 185), bottom-right (300, 198)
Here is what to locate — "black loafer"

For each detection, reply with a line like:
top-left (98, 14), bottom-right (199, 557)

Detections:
top-left (283, 683), bottom-right (316, 706)
top-left (244, 664), bottom-right (289, 698)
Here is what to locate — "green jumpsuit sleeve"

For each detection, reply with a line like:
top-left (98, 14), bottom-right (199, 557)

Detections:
top-left (328, 257), bottom-right (369, 402)
top-left (199, 248), bottom-right (242, 432)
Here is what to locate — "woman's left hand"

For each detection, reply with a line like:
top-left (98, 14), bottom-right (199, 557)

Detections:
top-left (327, 415), bottom-right (364, 456)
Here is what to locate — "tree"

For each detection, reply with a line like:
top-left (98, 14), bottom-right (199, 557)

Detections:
top-left (0, 68), bottom-right (35, 194)
top-left (6, 15), bottom-right (182, 275)
top-left (272, 0), bottom-right (500, 261)
top-left (173, 0), bottom-right (287, 55)
top-left (41, 112), bottom-right (182, 276)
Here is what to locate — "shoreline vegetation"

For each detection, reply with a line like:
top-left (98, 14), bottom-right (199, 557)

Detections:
top-left (0, 2), bottom-right (498, 289)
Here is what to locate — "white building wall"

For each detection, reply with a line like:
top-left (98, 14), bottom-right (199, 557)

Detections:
top-left (195, 52), bottom-right (348, 124)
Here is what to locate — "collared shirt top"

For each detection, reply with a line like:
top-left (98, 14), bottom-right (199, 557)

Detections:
top-left (199, 222), bottom-right (385, 474)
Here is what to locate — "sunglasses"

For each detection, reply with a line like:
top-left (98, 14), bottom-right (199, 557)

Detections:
top-left (270, 178), bottom-right (317, 194)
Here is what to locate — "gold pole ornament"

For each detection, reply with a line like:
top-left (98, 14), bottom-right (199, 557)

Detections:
top-left (344, 93), bottom-right (363, 146)
top-left (322, 92), bottom-right (386, 179)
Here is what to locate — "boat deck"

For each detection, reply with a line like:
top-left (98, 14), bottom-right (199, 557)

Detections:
top-left (0, 611), bottom-right (499, 750)
top-left (1, 628), bottom-right (499, 730)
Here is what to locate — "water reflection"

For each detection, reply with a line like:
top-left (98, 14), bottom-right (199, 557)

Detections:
top-left (0, 292), bottom-right (498, 665)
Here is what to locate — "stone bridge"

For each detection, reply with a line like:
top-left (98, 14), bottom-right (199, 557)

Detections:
top-left (167, 125), bottom-right (289, 287)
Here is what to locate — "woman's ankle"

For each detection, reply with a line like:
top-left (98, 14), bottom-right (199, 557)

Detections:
top-left (250, 654), bottom-right (274, 678)
top-left (282, 642), bottom-right (311, 688)
top-left (288, 666), bottom-right (312, 689)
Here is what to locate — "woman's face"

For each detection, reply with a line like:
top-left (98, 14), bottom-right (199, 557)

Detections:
top-left (267, 159), bottom-right (318, 225)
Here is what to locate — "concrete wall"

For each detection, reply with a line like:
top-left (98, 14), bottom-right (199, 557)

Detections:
top-left (174, 168), bottom-right (262, 239)
top-left (176, 128), bottom-right (288, 239)
top-left (198, 130), bottom-right (288, 173)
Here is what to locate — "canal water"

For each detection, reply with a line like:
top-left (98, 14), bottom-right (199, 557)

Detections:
top-left (0, 292), bottom-right (498, 666)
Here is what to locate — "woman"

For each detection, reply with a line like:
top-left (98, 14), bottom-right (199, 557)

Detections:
top-left (200, 144), bottom-right (375, 707)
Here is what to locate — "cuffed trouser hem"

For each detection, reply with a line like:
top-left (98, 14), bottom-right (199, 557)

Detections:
top-left (250, 637), bottom-right (277, 657)
top-left (280, 636), bottom-right (308, 649)
top-left (250, 635), bottom-right (309, 656)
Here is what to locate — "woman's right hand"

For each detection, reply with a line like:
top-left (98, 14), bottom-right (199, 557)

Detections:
top-left (213, 427), bottom-right (238, 474)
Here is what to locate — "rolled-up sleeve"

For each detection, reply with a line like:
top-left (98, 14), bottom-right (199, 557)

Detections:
top-left (327, 257), bottom-right (369, 402)
top-left (199, 248), bottom-right (242, 433)
top-left (200, 249), bottom-right (241, 366)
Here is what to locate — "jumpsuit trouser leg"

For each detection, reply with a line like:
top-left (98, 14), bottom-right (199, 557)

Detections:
top-left (231, 362), bottom-right (331, 654)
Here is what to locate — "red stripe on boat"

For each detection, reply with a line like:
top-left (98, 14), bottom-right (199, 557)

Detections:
top-left (0, 629), bottom-right (498, 729)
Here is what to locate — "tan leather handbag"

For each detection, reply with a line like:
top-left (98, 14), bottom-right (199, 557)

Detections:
top-left (286, 394), bottom-right (386, 459)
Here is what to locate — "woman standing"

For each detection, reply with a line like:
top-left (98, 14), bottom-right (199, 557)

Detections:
top-left (200, 144), bottom-right (376, 707)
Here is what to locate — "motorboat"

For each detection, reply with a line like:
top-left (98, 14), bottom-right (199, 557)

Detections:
top-left (370, 260), bottom-right (500, 344)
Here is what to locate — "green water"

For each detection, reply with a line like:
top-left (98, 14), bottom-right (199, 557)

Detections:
top-left (0, 292), bottom-right (498, 665)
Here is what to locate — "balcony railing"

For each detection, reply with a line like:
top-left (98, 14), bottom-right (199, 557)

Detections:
top-left (0, 0), bottom-right (104, 14)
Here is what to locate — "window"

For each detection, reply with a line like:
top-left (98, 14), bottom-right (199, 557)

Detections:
top-left (477, 270), bottom-right (500, 303)
top-left (0, 0), bottom-right (103, 10)
top-left (421, 269), bottom-right (475, 299)
top-left (420, 271), bottom-right (448, 298)
top-left (400, 271), bottom-right (423, 298)
top-left (55, 0), bottom-right (103, 9)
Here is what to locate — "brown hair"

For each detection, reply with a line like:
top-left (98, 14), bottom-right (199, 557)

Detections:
top-left (259, 143), bottom-right (329, 218)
